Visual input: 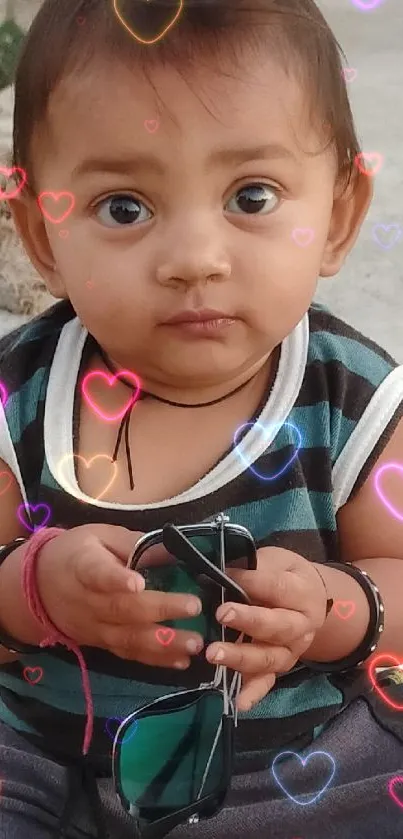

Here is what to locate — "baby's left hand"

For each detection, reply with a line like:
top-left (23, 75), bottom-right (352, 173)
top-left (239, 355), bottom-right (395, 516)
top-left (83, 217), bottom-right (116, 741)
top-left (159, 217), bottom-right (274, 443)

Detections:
top-left (205, 547), bottom-right (328, 711)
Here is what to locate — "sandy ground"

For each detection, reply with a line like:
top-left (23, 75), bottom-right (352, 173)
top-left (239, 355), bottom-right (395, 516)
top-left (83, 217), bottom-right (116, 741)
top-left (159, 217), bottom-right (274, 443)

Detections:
top-left (0, 0), bottom-right (402, 362)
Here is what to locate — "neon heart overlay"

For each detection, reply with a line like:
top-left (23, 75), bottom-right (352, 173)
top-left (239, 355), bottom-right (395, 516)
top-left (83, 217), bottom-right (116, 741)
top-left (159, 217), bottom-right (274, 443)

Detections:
top-left (86, 281), bottom-right (94, 289)
top-left (113, 0), bottom-right (184, 45)
top-left (292, 228), bottom-right (315, 247)
top-left (17, 503), bottom-right (51, 533)
top-left (333, 600), bottom-right (355, 620)
top-left (0, 166), bottom-right (27, 200)
top-left (234, 421), bottom-right (302, 482)
top-left (374, 462), bottom-right (403, 522)
top-left (342, 67), bottom-right (357, 83)
top-left (144, 120), bottom-right (159, 133)
top-left (77, 15), bottom-right (86, 24)
top-left (368, 654), bottom-right (403, 711)
top-left (58, 229), bottom-right (69, 239)
top-left (0, 471), bottom-right (13, 497)
top-left (351, 0), bottom-right (384, 8)
top-left (372, 224), bottom-right (402, 251)
top-left (389, 776), bottom-right (403, 809)
top-left (156, 627), bottom-right (176, 647)
top-left (82, 370), bottom-right (141, 422)
top-left (37, 191), bottom-right (75, 224)
top-left (105, 716), bottom-right (138, 745)
top-left (272, 750), bottom-right (336, 805)
top-left (354, 152), bottom-right (383, 177)
top-left (0, 381), bottom-right (8, 408)
top-left (56, 454), bottom-right (118, 501)
top-left (23, 666), bottom-right (44, 685)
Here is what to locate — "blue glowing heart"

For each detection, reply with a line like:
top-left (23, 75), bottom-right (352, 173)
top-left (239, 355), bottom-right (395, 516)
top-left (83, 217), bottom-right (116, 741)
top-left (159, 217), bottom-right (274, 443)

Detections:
top-left (272, 749), bottom-right (336, 805)
top-left (105, 716), bottom-right (138, 745)
top-left (233, 421), bottom-right (301, 481)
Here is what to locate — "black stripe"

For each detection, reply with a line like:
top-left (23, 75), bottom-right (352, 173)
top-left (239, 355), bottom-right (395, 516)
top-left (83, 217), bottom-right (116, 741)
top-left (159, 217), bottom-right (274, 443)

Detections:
top-left (300, 358), bottom-right (377, 421)
top-left (309, 306), bottom-right (399, 367)
top-left (258, 528), bottom-right (339, 564)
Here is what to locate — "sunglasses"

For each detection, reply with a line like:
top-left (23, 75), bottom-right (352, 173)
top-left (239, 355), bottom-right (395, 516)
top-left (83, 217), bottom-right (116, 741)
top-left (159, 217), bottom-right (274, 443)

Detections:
top-left (112, 515), bottom-right (257, 838)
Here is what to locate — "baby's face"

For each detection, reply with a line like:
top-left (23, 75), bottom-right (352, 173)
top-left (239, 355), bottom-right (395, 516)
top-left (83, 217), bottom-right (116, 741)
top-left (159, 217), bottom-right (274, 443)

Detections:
top-left (20, 48), bottom-right (370, 391)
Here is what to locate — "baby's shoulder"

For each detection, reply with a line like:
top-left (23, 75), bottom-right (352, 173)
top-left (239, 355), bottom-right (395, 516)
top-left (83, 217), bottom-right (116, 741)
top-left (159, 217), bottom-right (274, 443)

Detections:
top-left (0, 300), bottom-right (76, 401)
top-left (307, 302), bottom-right (398, 391)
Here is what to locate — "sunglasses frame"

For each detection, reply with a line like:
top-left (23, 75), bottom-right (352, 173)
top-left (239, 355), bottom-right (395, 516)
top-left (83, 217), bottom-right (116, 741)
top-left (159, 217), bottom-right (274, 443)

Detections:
top-left (114, 515), bottom-right (256, 837)
top-left (128, 514), bottom-right (257, 587)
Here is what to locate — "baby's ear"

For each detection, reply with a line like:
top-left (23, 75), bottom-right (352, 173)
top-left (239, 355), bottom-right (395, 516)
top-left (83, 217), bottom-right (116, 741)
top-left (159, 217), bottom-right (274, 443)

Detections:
top-left (319, 169), bottom-right (373, 278)
top-left (8, 192), bottom-right (68, 299)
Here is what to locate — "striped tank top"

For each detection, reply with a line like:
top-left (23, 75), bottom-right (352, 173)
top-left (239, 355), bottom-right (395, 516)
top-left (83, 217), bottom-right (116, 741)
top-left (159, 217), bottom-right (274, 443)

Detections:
top-left (0, 298), bottom-right (402, 774)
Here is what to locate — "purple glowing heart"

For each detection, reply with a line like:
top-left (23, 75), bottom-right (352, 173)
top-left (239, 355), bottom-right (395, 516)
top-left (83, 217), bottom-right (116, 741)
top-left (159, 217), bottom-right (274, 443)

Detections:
top-left (233, 421), bottom-right (301, 481)
top-left (372, 224), bottom-right (402, 250)
top-left (272, 749), bottom-right (336, 805)
top-left (105, 716), bottom-right (138, 745)
top-left (350, 0), bottom-right (385, 9)
top-left (17, 503), bottom-right (51, 533)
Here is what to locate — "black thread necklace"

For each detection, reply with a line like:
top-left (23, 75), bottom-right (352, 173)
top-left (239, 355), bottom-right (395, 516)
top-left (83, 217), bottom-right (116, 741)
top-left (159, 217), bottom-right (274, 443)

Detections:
top-left (97, 345), bottom-right (263, 491)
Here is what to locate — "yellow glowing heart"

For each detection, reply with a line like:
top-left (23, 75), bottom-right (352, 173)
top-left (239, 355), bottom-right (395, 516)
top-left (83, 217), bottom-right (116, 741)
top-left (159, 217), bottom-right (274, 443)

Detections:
top-left (57, 454), bottom-right (118, 501)
top-left (112, 0), bottom-right (184, 45)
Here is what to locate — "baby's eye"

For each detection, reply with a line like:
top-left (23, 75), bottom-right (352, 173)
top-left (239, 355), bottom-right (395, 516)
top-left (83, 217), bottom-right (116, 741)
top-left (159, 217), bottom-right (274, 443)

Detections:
top-left (94, 194), bottom-right (152, 227)
top-left (225, 182), bottom-right (279, 215)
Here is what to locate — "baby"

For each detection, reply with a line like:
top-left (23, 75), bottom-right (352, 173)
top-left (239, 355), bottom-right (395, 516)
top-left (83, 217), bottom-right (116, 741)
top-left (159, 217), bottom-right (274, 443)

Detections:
top-left (0, 1), bottom-right (402, 838)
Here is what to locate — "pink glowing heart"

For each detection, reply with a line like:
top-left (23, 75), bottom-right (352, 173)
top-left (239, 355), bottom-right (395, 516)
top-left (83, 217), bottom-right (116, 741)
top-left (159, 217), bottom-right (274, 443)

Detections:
top-left (144, 120), bottom-right (159, 133)
top-left (37, 191), bottom-right (75, 224)
top-left (82, 370), bottom-right (142, 422)
top-left (389, 776), bottom-right (403, 809)
top-left (155, 627), bottom-right (175, 647)
top-left (374, 462), bottom-right (403, 522)
top-left (0, 166), bottom-right (27, 200)
top-left (0, 381), bottom-right (8, 408)
top-left (292, 228), bottom-right (315, 247)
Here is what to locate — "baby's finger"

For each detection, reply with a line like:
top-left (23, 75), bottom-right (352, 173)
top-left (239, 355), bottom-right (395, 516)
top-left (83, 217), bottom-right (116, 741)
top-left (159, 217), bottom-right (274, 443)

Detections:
top-left (101, 623), bottom-right (205, 669)
top-left (205, 641), bottom-right (295, 674)
top-left (93, 588), bottom-right (203, 627)
top-left (216, 603), bottom-right (309, 645)
top-left (236, 672), bottom-right (276, 712)
top-left (77, 545), bottom-right (146, 595)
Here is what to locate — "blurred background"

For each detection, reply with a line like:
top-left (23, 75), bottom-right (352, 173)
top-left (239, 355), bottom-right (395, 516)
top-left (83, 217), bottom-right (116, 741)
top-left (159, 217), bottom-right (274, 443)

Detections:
top-left (0, 0), bottom-right (401, 360)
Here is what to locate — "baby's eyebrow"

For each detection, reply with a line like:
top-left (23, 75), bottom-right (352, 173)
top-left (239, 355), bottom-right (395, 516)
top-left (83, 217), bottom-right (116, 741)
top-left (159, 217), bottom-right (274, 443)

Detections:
top-left (71, 143), bottom-right (297, 180)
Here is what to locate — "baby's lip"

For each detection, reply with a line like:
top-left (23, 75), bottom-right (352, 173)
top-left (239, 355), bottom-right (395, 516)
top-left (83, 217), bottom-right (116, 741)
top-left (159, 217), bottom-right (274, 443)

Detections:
top-left (162, 308), bottom-right (235, 324)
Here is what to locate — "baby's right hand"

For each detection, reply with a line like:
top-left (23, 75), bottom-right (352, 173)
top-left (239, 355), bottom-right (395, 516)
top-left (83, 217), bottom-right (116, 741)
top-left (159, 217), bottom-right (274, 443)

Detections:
top-left (36, 524), bottom-right (204, 669)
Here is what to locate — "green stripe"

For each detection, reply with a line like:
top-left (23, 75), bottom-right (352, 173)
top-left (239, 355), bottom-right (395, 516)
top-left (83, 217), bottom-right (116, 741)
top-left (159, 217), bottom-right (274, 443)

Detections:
top-left (226, 490), bottom-right (336, 540)
top-left (0, 697), bottom-right (38, 735)
top-left (238, 675), bottom-right (342, 721)
top-left (6, 366), bottom-right (48, 443)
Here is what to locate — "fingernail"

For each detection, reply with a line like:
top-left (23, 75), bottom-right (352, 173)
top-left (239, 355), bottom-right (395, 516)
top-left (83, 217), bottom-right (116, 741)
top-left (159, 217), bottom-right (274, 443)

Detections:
top-left (186, 638), bottom-right (203, 654)
top-left (186, 599), bottom-right (202, 616)
top-left (303, 633), bottom-right (315, 644)
top-left (207, 646), bottom-right (225, 663)
top-left (127, 575), bottom-right (144, 593)
top-left (174, 660), bottom-right (189, 669)
top-left (218, 608), bottom-right (236, 625)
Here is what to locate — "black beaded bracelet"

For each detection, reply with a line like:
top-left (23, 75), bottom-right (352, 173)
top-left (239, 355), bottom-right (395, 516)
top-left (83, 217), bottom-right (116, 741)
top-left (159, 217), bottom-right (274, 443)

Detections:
top-left (0, 537), bottom-right (40, 654)
top-left (301, 562), bottom-right (385, 673)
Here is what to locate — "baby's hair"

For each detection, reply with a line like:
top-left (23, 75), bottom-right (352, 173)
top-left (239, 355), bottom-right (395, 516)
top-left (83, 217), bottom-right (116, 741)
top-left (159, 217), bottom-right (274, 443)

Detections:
top-left (12, 0), bottom-right (361, 193)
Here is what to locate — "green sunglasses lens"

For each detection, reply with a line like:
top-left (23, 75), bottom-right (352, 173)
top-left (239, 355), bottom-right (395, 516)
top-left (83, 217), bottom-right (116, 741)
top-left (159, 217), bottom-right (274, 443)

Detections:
top-left (118, 692), bottom-right (225, 817)
top-left (133, 530), bottom-right (254, 642)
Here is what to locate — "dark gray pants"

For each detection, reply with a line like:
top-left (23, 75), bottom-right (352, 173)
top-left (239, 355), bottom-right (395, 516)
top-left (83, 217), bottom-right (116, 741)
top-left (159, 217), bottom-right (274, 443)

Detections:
top-left (0, 699), bottom-right (402, 838)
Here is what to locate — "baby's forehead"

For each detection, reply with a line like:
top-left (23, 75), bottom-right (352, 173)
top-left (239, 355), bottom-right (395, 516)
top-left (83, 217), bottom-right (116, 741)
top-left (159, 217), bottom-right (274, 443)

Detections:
top-left (41, 52), bottom-right (324, 168)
